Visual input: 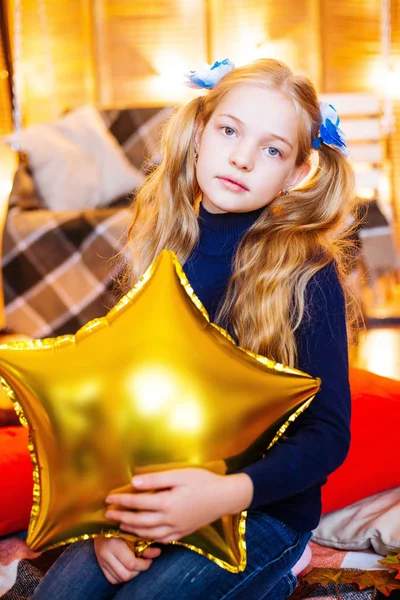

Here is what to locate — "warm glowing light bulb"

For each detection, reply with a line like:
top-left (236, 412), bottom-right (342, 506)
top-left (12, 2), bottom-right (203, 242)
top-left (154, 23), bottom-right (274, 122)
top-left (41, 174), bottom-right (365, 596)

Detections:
top-left (357, 187), bottom-right (375, 200)
top-left (358, 330), bottom-right (398, 380)
top-left (371, 63), bottom-right (400, 99)
top-left (153, 55), bottom-right (189, 94)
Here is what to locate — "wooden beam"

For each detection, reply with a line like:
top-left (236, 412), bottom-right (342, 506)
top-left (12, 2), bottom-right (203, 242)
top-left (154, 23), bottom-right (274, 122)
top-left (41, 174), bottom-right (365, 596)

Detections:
top-left (0, 0), bottom-right (13, 110)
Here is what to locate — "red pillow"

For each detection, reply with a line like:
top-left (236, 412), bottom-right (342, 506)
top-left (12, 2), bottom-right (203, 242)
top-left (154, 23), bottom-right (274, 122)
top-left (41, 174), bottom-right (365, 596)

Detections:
top-left (321, 367), bottom-right (400, 514)
top-left (0, 426), bottom-right (33, 536)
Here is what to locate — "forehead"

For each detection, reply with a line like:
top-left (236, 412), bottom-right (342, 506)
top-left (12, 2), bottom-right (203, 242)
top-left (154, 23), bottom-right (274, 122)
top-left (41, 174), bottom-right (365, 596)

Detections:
top-left (214, 85), bottom-right (299, 140)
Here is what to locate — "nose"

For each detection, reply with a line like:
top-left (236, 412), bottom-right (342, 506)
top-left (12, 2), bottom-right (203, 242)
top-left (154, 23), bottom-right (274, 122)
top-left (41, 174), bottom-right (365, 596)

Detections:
top-left (229, 141), bottom-right (255, 172)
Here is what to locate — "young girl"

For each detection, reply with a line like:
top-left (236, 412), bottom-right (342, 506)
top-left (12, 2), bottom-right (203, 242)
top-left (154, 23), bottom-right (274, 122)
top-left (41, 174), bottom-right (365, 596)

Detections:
top-left (34, 58), bottom-right (355, 600)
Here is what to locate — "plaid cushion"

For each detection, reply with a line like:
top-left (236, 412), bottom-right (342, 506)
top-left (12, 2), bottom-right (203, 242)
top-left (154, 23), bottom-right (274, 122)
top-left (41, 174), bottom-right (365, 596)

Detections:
top-left (2, 207), bottom-right (132, 338)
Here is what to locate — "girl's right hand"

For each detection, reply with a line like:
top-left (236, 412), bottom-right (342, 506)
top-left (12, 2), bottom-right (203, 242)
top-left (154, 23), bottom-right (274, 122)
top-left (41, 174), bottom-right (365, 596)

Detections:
top-left (94, 536), bottom-right (161, 584)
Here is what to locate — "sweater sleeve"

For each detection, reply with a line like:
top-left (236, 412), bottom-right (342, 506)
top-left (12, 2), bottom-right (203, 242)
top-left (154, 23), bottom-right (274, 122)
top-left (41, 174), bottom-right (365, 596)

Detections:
top-left (240, 262), bottom-right (351, 508)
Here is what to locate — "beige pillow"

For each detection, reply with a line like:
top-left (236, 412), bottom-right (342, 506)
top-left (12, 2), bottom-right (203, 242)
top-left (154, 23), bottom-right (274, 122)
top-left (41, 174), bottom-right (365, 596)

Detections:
top-left (3, 125), bottom-right (100, 210)
top-left (3, 105), bottom-right (143, 210)
top-left (53, 105), bottom-right (143, 205)
top-left (313, 487), bottom-right (400, 556)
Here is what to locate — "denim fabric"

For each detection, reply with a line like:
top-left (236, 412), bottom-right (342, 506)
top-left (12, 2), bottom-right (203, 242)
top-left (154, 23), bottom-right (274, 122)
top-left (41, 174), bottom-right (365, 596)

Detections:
top-left (33, 511), bottom-right (311, 600)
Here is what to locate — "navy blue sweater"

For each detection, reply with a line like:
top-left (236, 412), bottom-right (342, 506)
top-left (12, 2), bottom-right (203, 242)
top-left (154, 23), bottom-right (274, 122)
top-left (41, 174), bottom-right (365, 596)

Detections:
top-left (184, 203), bottom-right (351, 532)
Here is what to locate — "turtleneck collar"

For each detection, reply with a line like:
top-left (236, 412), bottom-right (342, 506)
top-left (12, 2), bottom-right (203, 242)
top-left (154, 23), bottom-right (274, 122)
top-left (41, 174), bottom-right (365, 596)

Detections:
top-left (198, 202), bottom-right (265, 255)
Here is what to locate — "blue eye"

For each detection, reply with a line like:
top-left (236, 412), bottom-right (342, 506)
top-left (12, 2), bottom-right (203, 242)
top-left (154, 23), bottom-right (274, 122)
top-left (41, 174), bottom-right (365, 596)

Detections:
top-left (265, 147), bottom-right (281, 157)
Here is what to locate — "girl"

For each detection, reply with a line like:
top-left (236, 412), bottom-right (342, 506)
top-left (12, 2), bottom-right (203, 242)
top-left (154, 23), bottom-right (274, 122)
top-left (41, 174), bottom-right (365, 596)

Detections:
top-left (34, 58), bottom-right (355, 600)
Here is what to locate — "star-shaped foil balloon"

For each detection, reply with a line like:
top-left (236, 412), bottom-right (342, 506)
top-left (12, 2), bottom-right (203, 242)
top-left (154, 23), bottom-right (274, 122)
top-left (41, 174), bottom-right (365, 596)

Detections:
top-left (0, 250), bottom-right (321, 572)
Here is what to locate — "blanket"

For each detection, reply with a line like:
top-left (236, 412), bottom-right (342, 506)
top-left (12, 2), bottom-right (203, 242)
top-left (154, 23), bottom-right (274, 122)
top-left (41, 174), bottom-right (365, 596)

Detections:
top-left (0, 538), bottom-right (391, 599)
top-left (2, 206), bottom-right (132, 339)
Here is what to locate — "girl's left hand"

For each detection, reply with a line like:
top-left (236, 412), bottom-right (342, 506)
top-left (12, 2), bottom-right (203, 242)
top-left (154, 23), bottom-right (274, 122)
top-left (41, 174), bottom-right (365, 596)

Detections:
top-left (105, 468), bottom-right (253, 544)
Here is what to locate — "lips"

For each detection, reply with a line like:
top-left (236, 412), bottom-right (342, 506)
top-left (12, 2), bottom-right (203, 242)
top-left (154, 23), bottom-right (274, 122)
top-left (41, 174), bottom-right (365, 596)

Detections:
top-left (217, 176), bottom-right (249, 192)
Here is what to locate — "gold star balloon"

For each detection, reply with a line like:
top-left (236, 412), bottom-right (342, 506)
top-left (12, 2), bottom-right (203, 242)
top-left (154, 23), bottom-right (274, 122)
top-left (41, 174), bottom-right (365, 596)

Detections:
top-left (0, 250), bottom-right (321, 572)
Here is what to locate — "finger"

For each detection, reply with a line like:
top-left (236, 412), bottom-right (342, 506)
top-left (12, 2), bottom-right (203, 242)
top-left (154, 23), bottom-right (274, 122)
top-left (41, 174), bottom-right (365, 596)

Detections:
top-left (128, 556), bottom-right (154, 573)
top-left (111, 539), bottom-right (158, 572)
top-left (105, 552), bottom-right (141, 583)
top-left (111, 539), bottom-right (141, 572)
top-left (100, 563), bottom-right (119, 585)
top-left (105, 510), bottom-right (164, 528)
top-left (141, 547), bottom-right (162, 559)
top-left (131, 470), bottom-right (184, 491)
top-left (106, 492), bottom-right (166, 511)
top-left (98, 555), bottom-right (124, 585)
top-left (120, 524), bottom-right (172, 540)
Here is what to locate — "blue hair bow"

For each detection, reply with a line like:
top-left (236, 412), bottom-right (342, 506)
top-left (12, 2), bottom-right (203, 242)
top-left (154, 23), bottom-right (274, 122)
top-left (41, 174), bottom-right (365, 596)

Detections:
top-left (184, 59), bottom-right (235, 90)
top-left (312, 102), bottom-right (349, 157)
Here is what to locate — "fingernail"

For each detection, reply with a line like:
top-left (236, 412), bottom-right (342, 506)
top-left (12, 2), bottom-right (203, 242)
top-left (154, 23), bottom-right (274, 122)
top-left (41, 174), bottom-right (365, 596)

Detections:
top-left (132, 476), bottom-right (143, 487)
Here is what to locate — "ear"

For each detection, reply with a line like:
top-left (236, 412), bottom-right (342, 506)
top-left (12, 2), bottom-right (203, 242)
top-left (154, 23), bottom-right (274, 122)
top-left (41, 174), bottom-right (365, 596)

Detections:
top-left (285, 161), bottom-right (312, 190)
top-left (193, 121), bottom-right (204, 154)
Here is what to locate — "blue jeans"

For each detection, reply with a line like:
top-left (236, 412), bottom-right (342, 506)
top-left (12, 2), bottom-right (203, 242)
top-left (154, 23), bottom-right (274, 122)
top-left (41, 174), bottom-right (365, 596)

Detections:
top-left (33, 511), bottom-right (311, 600)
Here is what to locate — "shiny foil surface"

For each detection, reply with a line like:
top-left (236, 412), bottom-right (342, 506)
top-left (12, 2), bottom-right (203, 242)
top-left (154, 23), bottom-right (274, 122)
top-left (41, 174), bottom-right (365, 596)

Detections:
top-left (0, 250), bottom-right (320, 572)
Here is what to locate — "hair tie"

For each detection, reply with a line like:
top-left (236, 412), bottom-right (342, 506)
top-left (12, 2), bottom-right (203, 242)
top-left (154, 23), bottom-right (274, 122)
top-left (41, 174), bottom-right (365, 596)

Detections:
top-left (312, 102), bottom-right (349, 156)
top-left (184, 59), bottom-right (235, 90)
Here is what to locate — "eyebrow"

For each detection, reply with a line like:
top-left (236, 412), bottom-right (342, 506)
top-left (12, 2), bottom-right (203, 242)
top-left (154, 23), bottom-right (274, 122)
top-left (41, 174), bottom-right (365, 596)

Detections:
top-left (217, 113), bottom-right (294, 150)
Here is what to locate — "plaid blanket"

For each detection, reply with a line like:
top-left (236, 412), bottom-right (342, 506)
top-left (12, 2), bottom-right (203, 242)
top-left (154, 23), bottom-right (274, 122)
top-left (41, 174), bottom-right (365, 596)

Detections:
top-left (2, 206), bottom-right (132, 339)
top-left (1, 106), bottom-right (175, 340)
top-left (292, 542), bottom-right (390, 599)
top-left (0, 539), bottom-right (387, 599)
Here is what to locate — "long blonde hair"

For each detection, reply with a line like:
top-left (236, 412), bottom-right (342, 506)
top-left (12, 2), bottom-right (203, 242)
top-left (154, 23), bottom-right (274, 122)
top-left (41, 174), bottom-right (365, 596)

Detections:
top-left (126, 59), bottom-right (355, 366)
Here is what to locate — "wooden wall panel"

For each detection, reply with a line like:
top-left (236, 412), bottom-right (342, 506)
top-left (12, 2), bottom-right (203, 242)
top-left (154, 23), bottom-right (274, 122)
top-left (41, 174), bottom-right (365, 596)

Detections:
top-left (5, 0), bottom-right (95, 125)
top-left (320, 0), bottom-right (381, 93)
top-left (387, 3), bottom-right (400, 242)
top-left (93, 0), bottom-right (207, 108)
top-left (320, 0), bottom-right (400, 246)
top-left (209, 0), bottom-right (322, 87)
top-left (0, 21), bottom-right (12, 135)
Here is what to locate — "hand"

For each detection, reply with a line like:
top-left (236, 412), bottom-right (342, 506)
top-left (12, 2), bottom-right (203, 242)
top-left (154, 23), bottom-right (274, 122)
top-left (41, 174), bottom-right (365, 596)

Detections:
top-left (94, 536), bottom-right (161, 584)
top-left (105, 468), bottom-right (253, 544)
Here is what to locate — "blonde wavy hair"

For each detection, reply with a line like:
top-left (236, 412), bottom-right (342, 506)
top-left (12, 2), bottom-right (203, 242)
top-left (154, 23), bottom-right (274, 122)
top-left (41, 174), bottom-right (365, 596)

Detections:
top-left (126, 58), bottom-right (355, 367)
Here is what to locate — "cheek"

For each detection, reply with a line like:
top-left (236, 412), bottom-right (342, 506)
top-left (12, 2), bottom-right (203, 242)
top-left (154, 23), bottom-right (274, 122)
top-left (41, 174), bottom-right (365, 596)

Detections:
top-left (195, 154), bottom-right (210, 192)
top-left (199, 129), bottom-right (217, 156)
top-left (253, 168), bottom-right (287, 200)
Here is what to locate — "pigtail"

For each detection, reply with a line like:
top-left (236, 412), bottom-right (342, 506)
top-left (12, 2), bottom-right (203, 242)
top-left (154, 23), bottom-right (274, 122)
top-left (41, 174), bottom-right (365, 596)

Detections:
top-left (216, 145), bottom-right (355, 367)
top-left (127, 97), bottom-right (204, 284)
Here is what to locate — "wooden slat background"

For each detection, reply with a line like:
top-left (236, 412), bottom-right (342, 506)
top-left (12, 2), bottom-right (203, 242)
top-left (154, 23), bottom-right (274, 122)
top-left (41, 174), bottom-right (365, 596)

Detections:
top-left (92, 0), bottom-right (207, 107)
top-left (209, 0), bottom-right (322, 87)
top-left (5, 0), bottom-right (95, 125)
top-left (0, 0), bottom-right (399, 226)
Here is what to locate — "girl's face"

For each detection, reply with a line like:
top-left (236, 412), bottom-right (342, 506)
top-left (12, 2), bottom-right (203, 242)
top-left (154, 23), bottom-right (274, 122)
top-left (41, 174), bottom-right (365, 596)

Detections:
top-left (195, 85), bottom-right (310, 214)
